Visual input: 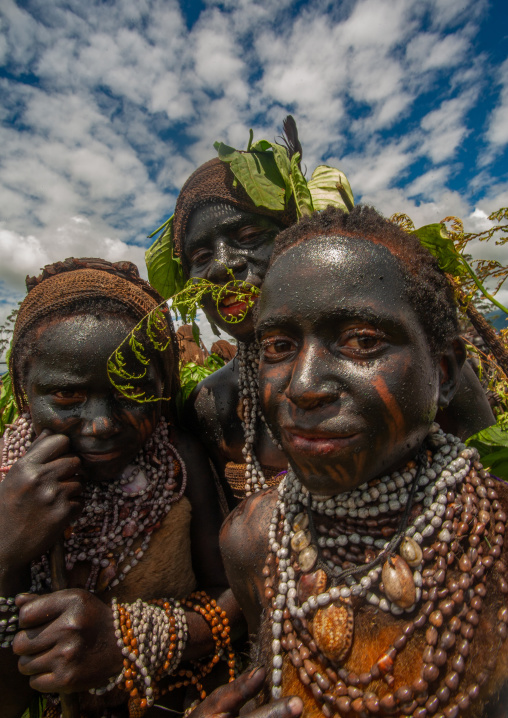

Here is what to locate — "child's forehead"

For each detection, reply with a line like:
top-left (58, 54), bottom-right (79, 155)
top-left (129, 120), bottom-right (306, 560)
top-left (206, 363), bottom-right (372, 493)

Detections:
top-left (262, 236), bottom-right (407, 310)
top-left (25, 314), bottom-right (137, 373)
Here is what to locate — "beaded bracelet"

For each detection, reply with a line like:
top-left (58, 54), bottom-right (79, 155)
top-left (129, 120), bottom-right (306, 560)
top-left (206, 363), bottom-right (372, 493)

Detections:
top-left (91, 592), bottom-right (238, 715)
top-left (0, 597), bottom-right (19, 648)
top-left (90, 597), bottom-right (189, 711)
top-left (132, 591), bottom-right (239, 713)
top-left (181, 590), bottom-right (237, 698)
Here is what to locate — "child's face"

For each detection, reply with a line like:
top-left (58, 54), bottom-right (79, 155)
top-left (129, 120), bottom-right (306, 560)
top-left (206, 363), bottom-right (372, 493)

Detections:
top-left (256, 235), bottom-right (446, 497)
top-left (25, 314), bottom-right (163, 482)
top-left (184, 203), bottom-right (280, 341)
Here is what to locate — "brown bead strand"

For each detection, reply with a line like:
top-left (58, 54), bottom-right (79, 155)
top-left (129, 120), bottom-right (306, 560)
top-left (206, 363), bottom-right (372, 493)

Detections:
top-left (152, 599), bottom-right (179, 676)
top-left (147, 591), bottom-right (238, 708)
top-left (118, 604), bottom-right (144, 710)
top-left (181, 591), bottom-right (237, 698)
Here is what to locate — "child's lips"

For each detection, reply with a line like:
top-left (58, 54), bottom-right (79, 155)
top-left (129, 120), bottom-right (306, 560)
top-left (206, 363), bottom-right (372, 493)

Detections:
top-left (284, 428), bottom-right (361, 456)
top-left (219, 293), bottom-right (255, 317)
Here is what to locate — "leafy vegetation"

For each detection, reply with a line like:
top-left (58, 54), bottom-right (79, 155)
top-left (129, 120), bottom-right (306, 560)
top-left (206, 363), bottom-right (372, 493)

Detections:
top-left (145, 216), bottom-right (186, 303)
top-left (108, 273), bottom-right (258, 403)
top-left (0, 354), bottom-right (17, 436)
top-left (0, 307), bottom-right (19, 437)
top-left (466, 424), bottom-right (508, 481)
top-left (392, 209), bottom-right (508, 317)
top-left (393, 209), bottom-right (508, 480)
top-left (179, 353), bottom-right (225, 403)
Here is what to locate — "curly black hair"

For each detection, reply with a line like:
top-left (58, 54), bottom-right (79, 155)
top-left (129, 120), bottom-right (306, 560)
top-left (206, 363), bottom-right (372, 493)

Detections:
top-left (268, 205), bottom-right (459, 356)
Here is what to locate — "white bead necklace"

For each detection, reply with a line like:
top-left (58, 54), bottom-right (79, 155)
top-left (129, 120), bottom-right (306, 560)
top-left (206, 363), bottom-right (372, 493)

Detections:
top-left (1, 414), bottom-right (185, 594)
top-left (265, 425), bottom-right (477, 699)
top-left (237, 340), bottom-right (281, 496)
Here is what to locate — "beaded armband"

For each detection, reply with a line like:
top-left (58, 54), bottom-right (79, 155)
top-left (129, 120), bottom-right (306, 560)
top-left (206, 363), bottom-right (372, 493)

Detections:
top-left (180, 590), bottom-right (238, 699)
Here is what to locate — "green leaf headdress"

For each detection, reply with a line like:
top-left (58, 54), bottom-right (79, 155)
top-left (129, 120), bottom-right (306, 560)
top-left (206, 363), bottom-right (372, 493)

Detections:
top-left (146, 116), bottom-right (355, 303)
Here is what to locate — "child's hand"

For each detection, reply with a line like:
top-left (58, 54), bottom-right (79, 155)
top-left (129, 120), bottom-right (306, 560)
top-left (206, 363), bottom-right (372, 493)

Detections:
top-left (13, 590), bottom-right (123, 693)
top-left (0, 430), bottom-right (83, 579)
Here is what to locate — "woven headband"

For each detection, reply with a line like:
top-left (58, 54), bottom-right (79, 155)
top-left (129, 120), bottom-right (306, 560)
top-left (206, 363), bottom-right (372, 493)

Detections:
top-left (10, 264), bottom-right (175, 411)
top-left (172, 158), bottom-right (297, 257)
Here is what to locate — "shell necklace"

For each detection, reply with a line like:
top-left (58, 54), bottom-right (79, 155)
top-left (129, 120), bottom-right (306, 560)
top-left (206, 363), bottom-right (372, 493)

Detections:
top-left (264, 424), bottom-right (508, 715)
top-left (1, 414), bottom-right (186, 594)
top-left (238, 340), bottom-right (281, 495)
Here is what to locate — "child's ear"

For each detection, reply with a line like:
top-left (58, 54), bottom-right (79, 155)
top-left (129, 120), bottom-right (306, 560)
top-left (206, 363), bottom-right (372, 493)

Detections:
top-left (438, 338), bottom-right (466, 408)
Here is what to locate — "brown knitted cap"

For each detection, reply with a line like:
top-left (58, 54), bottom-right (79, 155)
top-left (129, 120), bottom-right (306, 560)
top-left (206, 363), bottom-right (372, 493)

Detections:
top-left (173, 158), bottom-right (297, 257)
top-left (11, 257), bottom-right (178, 411)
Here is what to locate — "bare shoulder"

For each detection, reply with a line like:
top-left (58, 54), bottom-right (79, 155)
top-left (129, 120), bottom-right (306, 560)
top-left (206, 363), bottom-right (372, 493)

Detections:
top-left (168, 422), bottom-right (215, 500)
top-left (220, 488), bottom-right (278, 633)
top-left (220, 488), bottom-right (277, 565)
top-left (182, 358), bottom-right (239, 430)
top-left (168, 422), bottom-right (209, 468)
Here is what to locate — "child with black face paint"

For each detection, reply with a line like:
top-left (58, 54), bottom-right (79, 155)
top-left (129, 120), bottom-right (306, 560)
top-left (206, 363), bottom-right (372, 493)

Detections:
top-left (0, 258), bottom-right (240, 718)
top-left (219, 207), bottom-right (508, 718)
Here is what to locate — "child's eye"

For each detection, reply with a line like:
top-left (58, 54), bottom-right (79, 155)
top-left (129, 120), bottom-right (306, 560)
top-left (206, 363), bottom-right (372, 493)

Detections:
top-left (261, 336), bottom-right (296, 362)
top-left (190, 248), bottom-right (213, 267)
top-left (236, 226), bottom-right (273, 244)
top-left (344, 335), bottom-right (380, 349)
top-left (51, 390), bottom-right (86, 403)
top-left (338, 329), bottom-right (386, 356)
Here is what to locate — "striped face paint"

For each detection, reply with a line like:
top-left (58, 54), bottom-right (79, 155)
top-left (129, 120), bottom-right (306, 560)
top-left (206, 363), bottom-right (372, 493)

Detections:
top-left (256, 235), bottom-right (443, 498)
top-left (25, 314), bottom-right (163, 483)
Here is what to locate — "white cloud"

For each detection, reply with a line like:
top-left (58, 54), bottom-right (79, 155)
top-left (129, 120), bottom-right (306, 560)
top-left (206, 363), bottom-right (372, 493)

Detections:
top-left (406, 31), bottom-right (469, 72)
top-left (0, 0), bottom-right (505, 300)
top-left (486, 57), bottom-right (508, 149)
top-left (0, 217), bottom-right (146, 294)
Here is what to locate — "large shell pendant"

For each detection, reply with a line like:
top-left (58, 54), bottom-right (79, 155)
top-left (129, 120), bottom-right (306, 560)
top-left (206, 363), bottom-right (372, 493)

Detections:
top-left (311, 598), bottom-right (354, 663)
top-left (382, 555), bottom-right (416, 608)
top-left (399, 536), bottom-right (423, 568)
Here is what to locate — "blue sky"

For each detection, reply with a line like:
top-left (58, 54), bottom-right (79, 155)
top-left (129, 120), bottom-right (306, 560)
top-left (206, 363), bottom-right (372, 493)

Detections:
top-left (0, 0), bottom-right (507, 344)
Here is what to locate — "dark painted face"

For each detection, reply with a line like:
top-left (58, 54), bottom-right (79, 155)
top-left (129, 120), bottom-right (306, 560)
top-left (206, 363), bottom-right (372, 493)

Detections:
top-left (25, 314), bottom-right (163, 483)
top-left (184, 203), bottom-right (281, 342)
top-left (256, 236), bottom-right (449, 497)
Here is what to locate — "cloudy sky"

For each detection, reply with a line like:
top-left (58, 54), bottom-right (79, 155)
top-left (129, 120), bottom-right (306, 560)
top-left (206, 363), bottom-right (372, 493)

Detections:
top-left (1, 0), bottom-right (507, 345)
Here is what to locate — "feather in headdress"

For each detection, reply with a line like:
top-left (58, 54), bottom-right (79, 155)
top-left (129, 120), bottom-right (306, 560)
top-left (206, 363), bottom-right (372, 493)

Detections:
top-left (279, 115), bottom-right (303, 169)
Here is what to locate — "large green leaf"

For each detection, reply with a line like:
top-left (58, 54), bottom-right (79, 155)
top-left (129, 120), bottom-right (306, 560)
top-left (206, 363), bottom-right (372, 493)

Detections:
top-left (308, 165), bottom-right (354, 212)
top-left (466, 423), bottom-right (508, 481)
top-left (250, 139), bottom-right (273, 152)
top-left (145, 216), bottom-right (186, 300)
top-left (271, 144), bottom-right (292, 203)
top-left (246, 139), bottom-right (292, 203)
top-left (0, 366), bottom-right (17, 437)
top-left (214, 142), bottom-right (239, 163)
top-left (231, 153), bottom-right (286, 210)
top-left (215, 142), bottom-right (286, 210)
top-left (289, 153), bottom-right (314, 218)
top-left (411, 224), bottom-right (467, 277)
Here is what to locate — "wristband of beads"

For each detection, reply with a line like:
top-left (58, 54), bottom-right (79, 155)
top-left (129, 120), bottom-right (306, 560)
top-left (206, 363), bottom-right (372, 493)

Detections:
top-left (90, 597), bottom-right (189, 710)
top-left (0, 597), bottom-right (19, 648)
